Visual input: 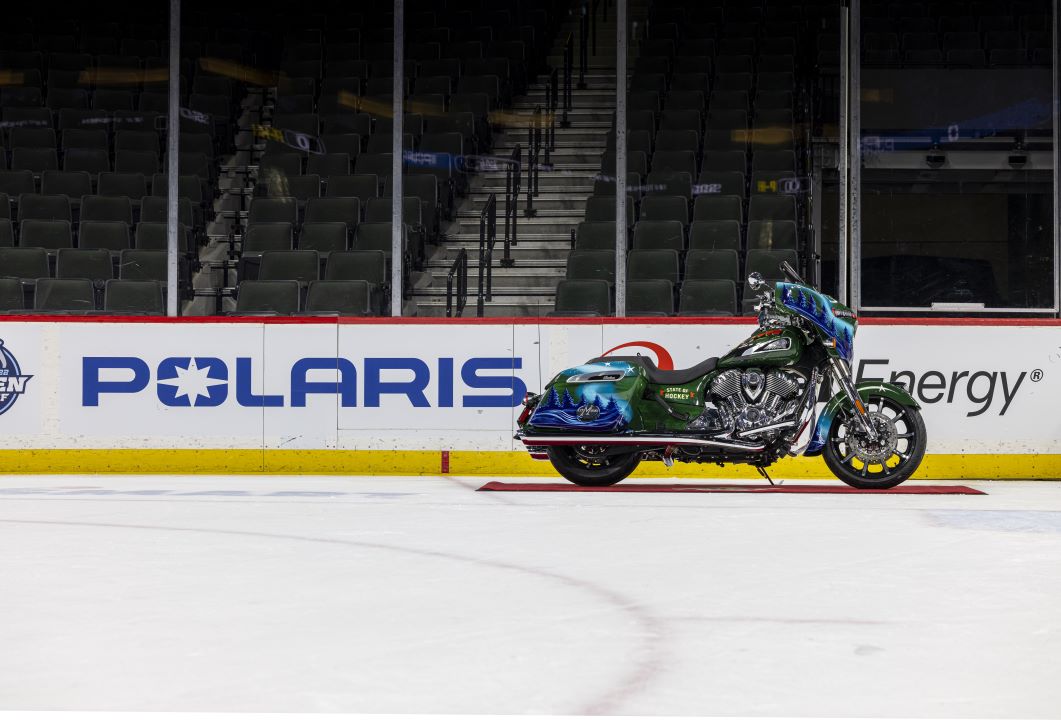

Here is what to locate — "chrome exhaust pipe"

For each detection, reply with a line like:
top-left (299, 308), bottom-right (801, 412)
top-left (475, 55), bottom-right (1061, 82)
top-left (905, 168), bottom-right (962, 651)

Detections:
top-left (518, 435), bottom-right (766, 452)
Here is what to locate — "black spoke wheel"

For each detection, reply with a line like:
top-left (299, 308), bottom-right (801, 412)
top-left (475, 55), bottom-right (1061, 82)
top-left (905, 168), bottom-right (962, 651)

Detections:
top-left (547, 445), bottom-right (641, 487)
top-left (823, 395), bottom-right (927, 490)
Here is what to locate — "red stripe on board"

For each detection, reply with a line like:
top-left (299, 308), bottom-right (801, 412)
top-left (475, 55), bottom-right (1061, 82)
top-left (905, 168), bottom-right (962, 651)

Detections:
top-left (477, 482), bottom-right (986, 495)
top-left (0, 316), bottom-right (1057, 327)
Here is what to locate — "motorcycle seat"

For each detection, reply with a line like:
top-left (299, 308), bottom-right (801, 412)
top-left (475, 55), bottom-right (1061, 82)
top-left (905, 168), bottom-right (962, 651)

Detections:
top-left (588, 355), bottom-right (719, 385)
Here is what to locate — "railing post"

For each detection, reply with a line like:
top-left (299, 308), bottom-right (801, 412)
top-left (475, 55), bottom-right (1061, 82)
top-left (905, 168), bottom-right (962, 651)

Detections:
top-left (487, 195), bottom-right (497, 300)
top-left (446, 247), bottom-right (468, 317)
top-left (477, 209), bottom-right (487, 316)
top-left (501, 147), bottom-right (516, 267)
top-left (578, 3), bottom-right (588, 89)
top-left (549, 68), bottom-right (557, 151)
top-left (511, 145), bottom-right (521, 249)
top-left (525, 109), bottom-right (540, 217)
top-left (561, 34), bottom-right (573, 128)
top-left (591, 0), bottom-right (598, 56)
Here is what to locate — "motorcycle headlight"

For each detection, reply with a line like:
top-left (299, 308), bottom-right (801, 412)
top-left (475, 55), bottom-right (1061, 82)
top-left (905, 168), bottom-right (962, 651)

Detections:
top-left (758, 338), bottom-right (789, 352)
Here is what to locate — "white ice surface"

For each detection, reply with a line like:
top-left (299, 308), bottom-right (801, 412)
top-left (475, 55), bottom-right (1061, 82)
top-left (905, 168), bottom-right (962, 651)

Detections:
top-left (2, 476), bottom-right (1061, 717)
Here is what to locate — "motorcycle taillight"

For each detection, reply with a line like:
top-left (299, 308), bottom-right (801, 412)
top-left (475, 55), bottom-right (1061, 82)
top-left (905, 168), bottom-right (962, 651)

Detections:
top-left (517, 392), bottom-right (538, 425)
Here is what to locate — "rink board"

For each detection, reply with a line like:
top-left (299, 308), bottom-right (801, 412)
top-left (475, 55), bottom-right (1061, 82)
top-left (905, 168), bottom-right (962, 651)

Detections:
top-left (1, 316), bottom-right (1059, 479)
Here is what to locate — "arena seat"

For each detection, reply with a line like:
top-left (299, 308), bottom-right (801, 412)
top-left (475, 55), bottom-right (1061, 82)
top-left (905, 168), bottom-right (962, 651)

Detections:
top-left (679, 278), bottom-right (738, 317)
top-left (20, 218), bottom-right (73, 250)
top-left (103, 279), bottom-right (164, 315)
top-left (299, 222), bottom-right (349, 256)
top-left (689, 220), bottom-right (742, 252)
top-left (627, 249), bottom-right (680, 283)
top-left (56, 248), bottom-right (113, 281)
top-left (79, 221), bottom-right (131, 252)
top-left (550, 279), bottom-right (611, 316)
top-left (0, 277), bottom-right (24, 311)
top-left (0, 246), bottom-right (49, 280)
top-left (566, 250), bottom-right (615, 284)
top-left (18, 194), bottom-right (72, 223)
top-left (686, 249), bottom-right (740, 282)
top-left (34, 278), bottom-right (95, 312)
top-left (627, 279), bottom-right (675, 316)
top-left (304, 280), bottom-right (373, 316)
top-left (234, 280), bottom-right (301, 315)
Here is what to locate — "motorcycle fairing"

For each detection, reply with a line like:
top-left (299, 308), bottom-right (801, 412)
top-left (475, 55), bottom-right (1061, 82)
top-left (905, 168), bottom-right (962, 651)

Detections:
top-left (526, 361), bottom-right (642, 433)
top-left (776, 282), bottom-right (856, 362)
top-left (804, 381), bottom-right (921, 456)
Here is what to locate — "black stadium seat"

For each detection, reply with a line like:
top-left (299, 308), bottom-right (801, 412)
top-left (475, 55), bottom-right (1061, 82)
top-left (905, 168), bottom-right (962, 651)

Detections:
top-left (551, 279), bottom-right (611, 316)
top-left (566, 250), bottom-right (615, 284)
top-left (103, 279), bottom-right (165, 314)
top-left (304, 280), bottom-right (373, 316)
top-left (34, 278), bottom-right (96, 312)
top-left (235, 280), bottom-right (301, 315)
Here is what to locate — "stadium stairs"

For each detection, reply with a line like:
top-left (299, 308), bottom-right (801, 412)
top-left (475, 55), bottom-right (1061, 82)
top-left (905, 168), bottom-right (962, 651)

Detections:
top-left (414, 0), bottom-right (649, 317)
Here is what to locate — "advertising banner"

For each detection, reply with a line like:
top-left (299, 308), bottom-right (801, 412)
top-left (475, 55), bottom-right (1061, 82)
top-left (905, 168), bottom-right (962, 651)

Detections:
top-left (0, 318), bottom-right (1058, 474)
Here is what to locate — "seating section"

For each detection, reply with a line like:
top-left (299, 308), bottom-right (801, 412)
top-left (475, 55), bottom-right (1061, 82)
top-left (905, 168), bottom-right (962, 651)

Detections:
top-left (816, 6), bottom-right (1055, 68)
top-left (1, 1), bottom-right (557, 316)
top-left (0, 8), bottom-right (241, 314)
top-left (560, 0), bottom-right (814, 316)
top-left (238, 1), bottom-right (555, 315)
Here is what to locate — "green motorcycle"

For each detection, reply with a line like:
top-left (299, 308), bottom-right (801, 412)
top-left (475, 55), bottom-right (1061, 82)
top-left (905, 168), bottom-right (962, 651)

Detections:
top-left (516, 262), bottom-right (927, 489)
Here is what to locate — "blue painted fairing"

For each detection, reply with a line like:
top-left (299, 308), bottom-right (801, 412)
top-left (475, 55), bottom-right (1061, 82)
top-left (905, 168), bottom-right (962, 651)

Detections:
top-left (804, 412), bottom-right (834, 456)
top-left (777, 283), bottom-right (856, 362)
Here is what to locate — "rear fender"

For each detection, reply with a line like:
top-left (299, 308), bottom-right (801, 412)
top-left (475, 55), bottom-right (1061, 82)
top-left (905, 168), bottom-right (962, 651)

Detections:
top-left (804, 381), bottom-right (920, 456)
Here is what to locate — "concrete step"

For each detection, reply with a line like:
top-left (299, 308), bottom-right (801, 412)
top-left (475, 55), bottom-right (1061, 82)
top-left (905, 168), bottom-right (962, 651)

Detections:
top-left (514, 98), bottom-right (618, 110)
top-left (464, 192), bottom-right (590, 210)
top-left (415, 300), bottom-right (556, 318)
top-left (429, 252), bottom-right (567, 267)
top-left (431, 243), bottom-right (568, 257)
top-left (477, 183), bottom-right (595, 195)
top-left (472, 172), bottom-right (600, 188)
top-left (453, 219), bottom-right (580, 235)
top-left (523, 89), bottom-right (617, 100)
top-left (416, 282), bottom-right (560, 297)
top-left (493, 139), bottom-right (608, 151)
top-left (422, 268), bottom-right (565, 289)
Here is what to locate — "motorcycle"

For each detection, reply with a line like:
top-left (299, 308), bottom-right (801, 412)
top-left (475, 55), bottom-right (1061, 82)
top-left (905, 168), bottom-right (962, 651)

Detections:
top-left (515, 262), bottom-right (927, 490)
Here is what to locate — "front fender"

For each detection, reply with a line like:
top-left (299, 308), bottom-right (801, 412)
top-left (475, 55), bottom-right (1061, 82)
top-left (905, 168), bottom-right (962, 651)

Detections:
top-left (804, 381), bottom-right (920, 456)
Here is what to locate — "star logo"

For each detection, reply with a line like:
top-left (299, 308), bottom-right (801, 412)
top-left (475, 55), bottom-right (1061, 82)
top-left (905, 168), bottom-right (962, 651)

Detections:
top-left (156, 357), bottom-right (229, 407)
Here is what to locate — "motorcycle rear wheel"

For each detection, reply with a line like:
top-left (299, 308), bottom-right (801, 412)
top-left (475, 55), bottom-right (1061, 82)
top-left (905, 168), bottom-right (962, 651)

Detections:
top-left (547, 446), bottom-right (641, 486)
top-left (823, 395), bottom-right (927, 490)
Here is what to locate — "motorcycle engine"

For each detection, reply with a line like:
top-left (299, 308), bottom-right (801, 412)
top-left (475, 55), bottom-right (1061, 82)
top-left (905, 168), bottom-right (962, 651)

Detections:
top-left (690, 369), bottom-right (806, 437)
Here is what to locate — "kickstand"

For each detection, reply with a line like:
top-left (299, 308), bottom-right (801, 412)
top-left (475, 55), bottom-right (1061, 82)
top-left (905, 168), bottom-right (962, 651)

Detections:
top-left (756, 466), bottom-right (782, 486)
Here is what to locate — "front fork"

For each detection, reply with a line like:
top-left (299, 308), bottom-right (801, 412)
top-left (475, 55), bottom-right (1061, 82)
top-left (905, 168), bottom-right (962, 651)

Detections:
top-left (828, 356), bottom-right (879, 441)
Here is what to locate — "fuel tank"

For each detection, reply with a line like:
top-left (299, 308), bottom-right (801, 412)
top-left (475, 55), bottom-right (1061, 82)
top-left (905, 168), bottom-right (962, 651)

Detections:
top-left (718, 327), bottom-right (804, 370)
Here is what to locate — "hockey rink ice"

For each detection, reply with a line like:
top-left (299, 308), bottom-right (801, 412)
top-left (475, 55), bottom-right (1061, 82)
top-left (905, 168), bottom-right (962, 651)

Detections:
top-left (2, 475), bottom-right (1061, 718)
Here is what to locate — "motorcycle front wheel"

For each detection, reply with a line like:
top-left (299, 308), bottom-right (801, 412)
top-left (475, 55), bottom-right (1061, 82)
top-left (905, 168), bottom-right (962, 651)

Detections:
top-left (547, 446), bottom-right (641, 486)
top-left (823, 395), bottom-right (927, 490)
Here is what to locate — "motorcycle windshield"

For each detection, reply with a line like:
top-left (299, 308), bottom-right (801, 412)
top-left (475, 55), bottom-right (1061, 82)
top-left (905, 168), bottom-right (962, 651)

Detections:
top-left (776, 282), bottom-right (857, 362)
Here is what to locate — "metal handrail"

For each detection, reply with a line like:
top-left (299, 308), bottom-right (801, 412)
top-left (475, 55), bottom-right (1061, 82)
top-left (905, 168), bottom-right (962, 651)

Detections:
top-left (503, 144), bottom-right (520, 264)
top-left (546, 66), bottom-right (559, 162)
top-left (578, 2), bottom-right (588, 89)
top-left (591, 0), bottom-right (598, 55)
top-left (476, 193), bottom-right (498, 317)
top-left (561, 32), bottom-right (573, 127)
top-left (525, 106), bottom-right (542, 217)
top-left (446, 248), bottom-right (468, 317)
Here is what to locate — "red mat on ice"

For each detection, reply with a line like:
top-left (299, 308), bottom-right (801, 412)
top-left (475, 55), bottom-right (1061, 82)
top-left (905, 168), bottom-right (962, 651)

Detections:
top-left (478, 482), bottom-right (986, 495)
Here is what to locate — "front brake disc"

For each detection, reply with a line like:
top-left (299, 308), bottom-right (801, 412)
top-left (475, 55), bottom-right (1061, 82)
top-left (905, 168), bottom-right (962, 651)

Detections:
top-left (848, 412), bottom-right (898, 464)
